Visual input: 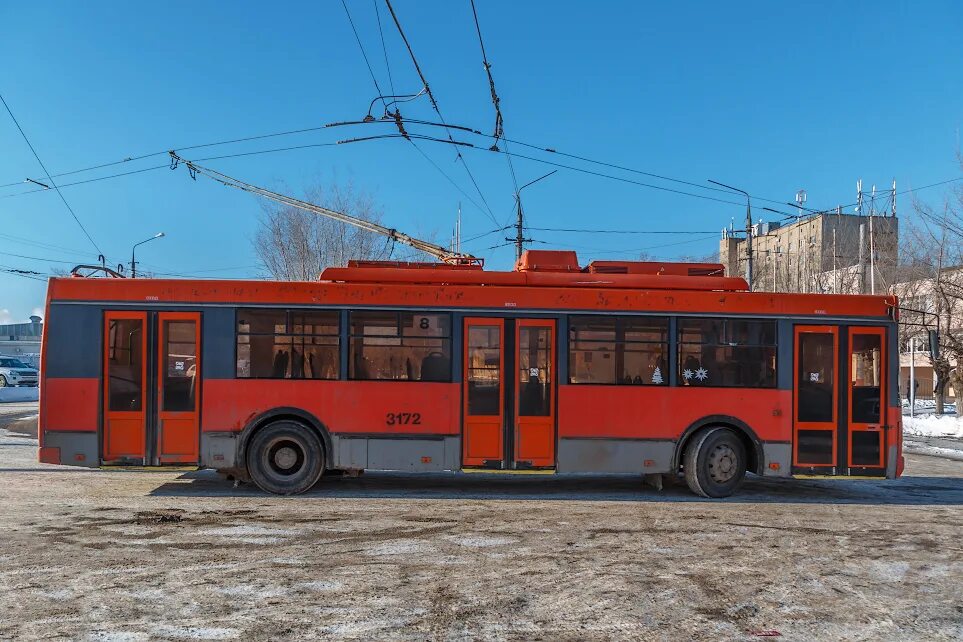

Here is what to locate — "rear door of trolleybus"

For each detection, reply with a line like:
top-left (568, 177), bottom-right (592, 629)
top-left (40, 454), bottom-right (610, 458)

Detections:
top-left (463, 317), bottom-right (557, 470)
top-left (792, 324), bottom-right (889, 476)
top-left (103, 311), bottom-right (201, 465)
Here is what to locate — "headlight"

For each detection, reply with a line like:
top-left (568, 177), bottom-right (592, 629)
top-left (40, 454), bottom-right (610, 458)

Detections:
top-left (8, 372), bottom-right (19, 379)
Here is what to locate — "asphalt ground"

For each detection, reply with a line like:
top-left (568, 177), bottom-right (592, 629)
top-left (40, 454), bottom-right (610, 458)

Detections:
top-left (0, 415), bottom-right (961, 640)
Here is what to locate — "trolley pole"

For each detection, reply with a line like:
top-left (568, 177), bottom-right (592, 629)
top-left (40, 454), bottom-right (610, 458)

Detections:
top-left (709, 180), bottom-right (753, 290)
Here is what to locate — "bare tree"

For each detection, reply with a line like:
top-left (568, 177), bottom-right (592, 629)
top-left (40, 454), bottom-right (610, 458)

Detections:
top-left (254, 180), bottom-right (393, 280)
top-left (895, 171), bottom-right (963, 414)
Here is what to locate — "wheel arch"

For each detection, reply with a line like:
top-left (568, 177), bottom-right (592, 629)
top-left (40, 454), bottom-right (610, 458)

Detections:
top-left (237, 407), bottom-right (333, 472)
top-left (674, 415), bottom-right (763, 475)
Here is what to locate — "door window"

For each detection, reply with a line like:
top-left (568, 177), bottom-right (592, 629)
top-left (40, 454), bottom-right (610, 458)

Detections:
top-left (163, 320), bottom-right (197, 412)
top-left (467, 326), bottom-right (501, 416)
top-left (851, 334), bottom-right (882, 424)
top-left (798, 332), bottom-right (835, 423)
top-left (107, 318), bottom-right (143, 411)
top-left (518, 326), bottom-right (551, 417)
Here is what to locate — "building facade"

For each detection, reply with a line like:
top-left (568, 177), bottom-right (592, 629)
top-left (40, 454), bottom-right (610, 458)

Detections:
top-left (720, 213), bottom-right (898, 295)
top-left (0, 315), bottom-right (42, 368)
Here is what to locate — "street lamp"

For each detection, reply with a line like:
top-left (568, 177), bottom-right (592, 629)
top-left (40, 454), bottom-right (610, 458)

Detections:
top-left (131, 232), bottom-right (165, 278)
top-left (709, 179), bottom-right (753, 290)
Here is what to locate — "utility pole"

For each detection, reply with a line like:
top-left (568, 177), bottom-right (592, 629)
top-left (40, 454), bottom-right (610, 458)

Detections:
top-left (509, 170), bottom-right (556, 261)
top-left (709, 180), bottom-right (753, 290)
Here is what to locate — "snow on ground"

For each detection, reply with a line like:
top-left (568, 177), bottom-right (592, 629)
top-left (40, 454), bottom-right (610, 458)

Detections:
top-left (903, 415), bottom-right (963, 438)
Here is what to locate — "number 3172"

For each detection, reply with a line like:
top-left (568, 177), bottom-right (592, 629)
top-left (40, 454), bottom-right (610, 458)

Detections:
top-left (386, 412), bottom-right (422, 426)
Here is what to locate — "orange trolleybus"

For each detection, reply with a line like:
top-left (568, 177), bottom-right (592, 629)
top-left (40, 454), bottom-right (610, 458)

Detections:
top-left (37, 249), bottom-right (903, 497)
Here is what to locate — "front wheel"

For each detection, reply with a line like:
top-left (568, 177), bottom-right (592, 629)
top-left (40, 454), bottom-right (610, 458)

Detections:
top-left (0, 375), bottom-right (7, 388)
top-left (683, 427), bottom-right (747, 498)
top-left (246, 420), bottom-right (325, 495)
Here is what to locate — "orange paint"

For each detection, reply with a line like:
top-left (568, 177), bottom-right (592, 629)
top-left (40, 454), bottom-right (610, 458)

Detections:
top-left (43, 378), bottom-right (99, 431)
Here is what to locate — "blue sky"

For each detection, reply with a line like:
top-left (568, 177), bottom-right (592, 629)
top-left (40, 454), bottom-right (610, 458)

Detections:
top-left (1, 0), bottom-right (961, 321)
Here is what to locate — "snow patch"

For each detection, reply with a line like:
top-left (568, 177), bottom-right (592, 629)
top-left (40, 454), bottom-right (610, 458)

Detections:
top-left (298, 580), bottom-right (342, 591)
top-left (445, 534), bottom-right (517, 547)
top-left (194, 525), bottom-right (299, 537)
top-left (903, 415), bottom-right (963, 438)
top-left (150, 625), bottom-right (238, 640)
top-left (86, 632), bottom-right (150, 642)
top-left (365, 539), bottom-right (430, 555)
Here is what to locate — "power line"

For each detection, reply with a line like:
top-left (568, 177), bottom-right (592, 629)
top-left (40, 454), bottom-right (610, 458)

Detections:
top-left (341, 0), bottom-right (387, 113)
top-left (0, 92), bottom-right (103, 255)
top-left (0, 123), bottom-right (335, 191)
top-left (373, 0), bottom-right (397, 98)
top-left (338, 1), bottom-right (498, 228)
top-left (383, 0), bottom-right (499, 223)
top-left (0, 142), bottom-right (341, 200)
top-left (530, 226), bottom-right (718, 234)
top-left (467, 0), bottom-right (520, 229)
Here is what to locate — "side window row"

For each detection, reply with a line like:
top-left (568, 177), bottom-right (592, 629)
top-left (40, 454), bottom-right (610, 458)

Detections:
top-left (235, 309), bottom-right (777, 388)
top-left (236, 309), bottom-right (452, 381)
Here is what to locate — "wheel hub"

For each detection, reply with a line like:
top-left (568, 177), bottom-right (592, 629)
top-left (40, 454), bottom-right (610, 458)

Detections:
top-left (273, 446), bottom-right (298, 470)
top-left (707, 444), bottom-right (737, 483)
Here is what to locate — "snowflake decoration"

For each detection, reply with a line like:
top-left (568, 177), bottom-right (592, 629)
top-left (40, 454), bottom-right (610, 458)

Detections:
top-left (682, 368), bottom-right (693, 380)
top-left (695, 367), bottom-right (709, 381)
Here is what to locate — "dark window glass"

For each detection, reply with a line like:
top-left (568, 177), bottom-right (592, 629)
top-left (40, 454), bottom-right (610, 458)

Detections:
top-left (798, 332), bottom-right (835, 423)
top-left (852, 431), bottom-right (882, 466)
top-left (568, 316), bottom-right (668, 385)
top-left (107, 318), bottom-right (143, 411)
top-left (851, 333), bottom-right (882, 424)
top-left (797, 430), bottom-right (834, 465)
top-left (236, 309), bottom-right (339, 379)
top-left (163, 321), bottom-right (197, 412)
top-left (467, 325), bottom-right (501, 415)
top-left (519, 326), bottom-right (552, 416)
top-left (678, 318), bottom-right (777, 388)
top-left (349, 311), bottom-right (451, 381)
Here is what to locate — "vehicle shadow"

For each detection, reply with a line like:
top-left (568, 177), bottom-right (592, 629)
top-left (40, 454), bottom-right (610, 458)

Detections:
top-left (148, 469), bottom-right (963, 505)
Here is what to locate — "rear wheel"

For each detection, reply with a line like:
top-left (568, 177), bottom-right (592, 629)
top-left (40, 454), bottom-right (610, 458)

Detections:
top-left (246, 420), bottom-right (325, 495)
top-left (683, 427), bottom-right (747, 498)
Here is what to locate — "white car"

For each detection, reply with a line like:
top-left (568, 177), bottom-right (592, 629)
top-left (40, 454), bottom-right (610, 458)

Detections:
top-left (0, 356), bottom-right (39, 387)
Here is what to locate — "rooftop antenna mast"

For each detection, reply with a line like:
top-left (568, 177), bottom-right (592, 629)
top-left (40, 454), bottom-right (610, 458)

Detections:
top-left (168, 152), bottom-right (480, 266)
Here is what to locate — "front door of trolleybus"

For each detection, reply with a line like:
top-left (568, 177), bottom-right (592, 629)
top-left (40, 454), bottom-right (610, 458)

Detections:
top-left (102, 311), bottom-right (201, 465)
top-left (793, 324), bottom-right (888, 475)
top-left (462, 318), bottom-right (557, 470)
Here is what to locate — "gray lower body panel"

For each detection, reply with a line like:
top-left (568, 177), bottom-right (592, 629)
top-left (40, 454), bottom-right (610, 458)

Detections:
top-left (331, 435), bottom-right (461, 472)
top-left (200, 432), bottom-right (240, 471)
top-left (762, 442), bottom-right (792, 477)
top-left (557, 438), bottom-right (674, 474)
top-left (43, 431), bottom-right (98, 467)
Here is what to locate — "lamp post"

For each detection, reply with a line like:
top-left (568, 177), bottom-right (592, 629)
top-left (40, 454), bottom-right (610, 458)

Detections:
top-left (709, 180), bottom-right (752, 290)
top-left (131, 232), bottom-right (165, 278)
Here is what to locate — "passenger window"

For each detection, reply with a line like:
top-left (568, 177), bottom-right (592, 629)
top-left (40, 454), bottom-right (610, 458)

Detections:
top-left (349, 311), bottom-right (451, 381)
top-left (236, 309), bottom-right (339, 379)
top-left (678, 318), bottom-right (777, 388)
top-left (568, 316), bottom-right (668, 385)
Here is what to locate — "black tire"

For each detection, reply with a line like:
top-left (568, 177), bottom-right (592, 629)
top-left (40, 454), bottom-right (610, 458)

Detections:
top-left (0, 375), bottom-right (7, 388)
top-left (246, 420), bottom-right (325, 495)
top-left (683, 427), bottom-right (747, 498)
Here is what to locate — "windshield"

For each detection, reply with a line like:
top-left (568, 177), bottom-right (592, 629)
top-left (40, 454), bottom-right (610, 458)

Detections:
top-left (0, 358), bottom-right (30, 368)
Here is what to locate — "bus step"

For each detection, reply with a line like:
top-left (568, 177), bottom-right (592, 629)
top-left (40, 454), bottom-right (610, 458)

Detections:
top-left (461, 468), bottom-right (556, 475)
top-left (100, 465), bottom-right (200, 472)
